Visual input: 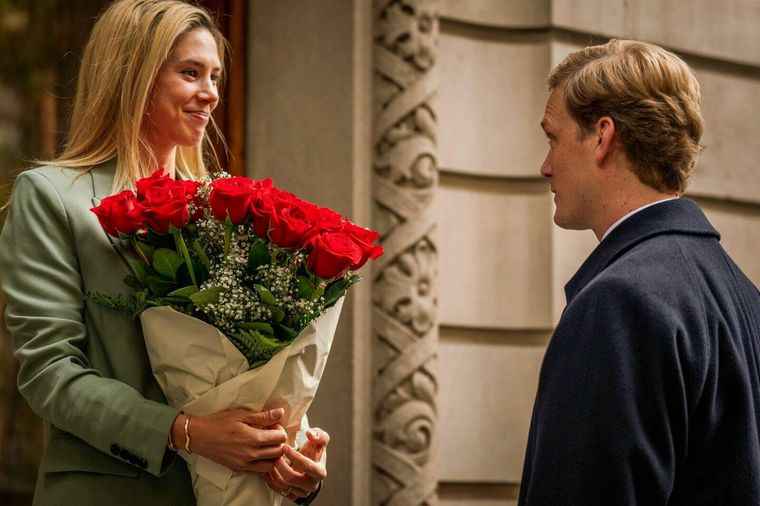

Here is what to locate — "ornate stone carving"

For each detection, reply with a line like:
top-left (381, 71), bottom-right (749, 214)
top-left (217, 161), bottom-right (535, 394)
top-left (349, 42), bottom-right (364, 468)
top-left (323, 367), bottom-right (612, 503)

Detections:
top-left (372, 1), bottom-right (439, 504)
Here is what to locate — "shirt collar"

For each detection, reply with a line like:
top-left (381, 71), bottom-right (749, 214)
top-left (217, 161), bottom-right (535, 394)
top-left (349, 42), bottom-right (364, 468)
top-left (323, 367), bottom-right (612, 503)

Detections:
top-left (601, 197), bottom-right (678, 241)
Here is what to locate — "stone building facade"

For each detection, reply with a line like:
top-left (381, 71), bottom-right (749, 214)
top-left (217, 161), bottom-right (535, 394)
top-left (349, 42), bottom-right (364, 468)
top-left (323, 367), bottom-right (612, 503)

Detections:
top-left (247, 1), bottom-right (760, 505)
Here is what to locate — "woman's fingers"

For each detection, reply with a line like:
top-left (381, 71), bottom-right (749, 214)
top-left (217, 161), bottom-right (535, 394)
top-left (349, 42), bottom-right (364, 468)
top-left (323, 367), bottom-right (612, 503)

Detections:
top-left (282, 445), bottom-right (327, 483)
top-left (265, 460), bottom-right (310, 498)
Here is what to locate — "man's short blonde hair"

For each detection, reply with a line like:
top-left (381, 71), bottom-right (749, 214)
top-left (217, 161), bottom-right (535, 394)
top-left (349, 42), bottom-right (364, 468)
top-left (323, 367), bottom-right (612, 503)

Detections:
top-left (548, 39), bottom-right (703, 194)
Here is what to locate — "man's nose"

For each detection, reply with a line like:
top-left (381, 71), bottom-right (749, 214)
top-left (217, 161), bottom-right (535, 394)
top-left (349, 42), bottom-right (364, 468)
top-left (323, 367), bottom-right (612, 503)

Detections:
top-left (540, 156), bottom-right (552, 178)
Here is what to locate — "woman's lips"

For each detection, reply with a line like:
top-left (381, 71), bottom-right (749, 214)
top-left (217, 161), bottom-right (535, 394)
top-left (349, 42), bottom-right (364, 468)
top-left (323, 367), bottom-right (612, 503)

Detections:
top-left (185, 111), bottom-right (209, 122)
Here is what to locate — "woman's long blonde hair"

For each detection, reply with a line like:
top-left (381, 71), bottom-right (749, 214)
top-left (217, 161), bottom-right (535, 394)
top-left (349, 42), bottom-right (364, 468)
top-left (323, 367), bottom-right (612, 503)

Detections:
top-left (47, 0), bottom-right (228, 191)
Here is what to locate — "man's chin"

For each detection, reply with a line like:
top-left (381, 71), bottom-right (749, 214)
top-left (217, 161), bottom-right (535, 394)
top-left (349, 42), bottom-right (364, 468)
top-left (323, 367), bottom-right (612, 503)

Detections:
top-left (553, 213), bottom-right (587, 231)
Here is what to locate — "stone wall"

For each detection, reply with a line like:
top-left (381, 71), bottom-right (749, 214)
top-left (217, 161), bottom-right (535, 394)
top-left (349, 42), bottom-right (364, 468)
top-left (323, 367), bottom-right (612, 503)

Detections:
top-left (246, 1), bottom-right (759, 504)
top-left (435, 1), bottom-right (760, 505)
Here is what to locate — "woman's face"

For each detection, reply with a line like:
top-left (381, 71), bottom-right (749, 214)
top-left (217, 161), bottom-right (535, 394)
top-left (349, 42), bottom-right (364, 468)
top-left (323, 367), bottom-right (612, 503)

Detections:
top-left (143, 28), bottom-right (221, 156)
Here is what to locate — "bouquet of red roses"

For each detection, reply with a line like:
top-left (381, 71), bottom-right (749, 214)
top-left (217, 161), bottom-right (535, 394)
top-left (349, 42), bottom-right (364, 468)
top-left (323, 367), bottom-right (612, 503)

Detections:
top-left (90, 169), bottom-right (382, 505)
top-left (91, 169), bottom-right (382, 366)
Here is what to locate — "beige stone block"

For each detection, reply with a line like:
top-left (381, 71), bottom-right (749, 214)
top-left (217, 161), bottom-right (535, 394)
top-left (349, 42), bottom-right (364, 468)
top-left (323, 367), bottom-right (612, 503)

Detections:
top-left (441, 0), bottom-right (549, 28)
top-left (440, 482), bottom-right (518, 506)
top-left (441, 499), bottom-right (517, 506)
top-left (437, 328), bottom-right (547, 483)
top-left (687, 65), bottom-right (760, 205)
top-left (549, 38), bottom-right (584, 69)
top-left (551, 0), bottom-right (624, 37)
top-left (626, 0), bottom-right (760, 67)
top-left (551, 223), bottom-right (597, 324)
top-left (697, 199), bottom-right (760, 287)
top-left (442, 500), bottom-right (517, 506)
top-left (438, 28), bottom-right (551, 177)
top-left (437, 174), bottom-right (553, 329)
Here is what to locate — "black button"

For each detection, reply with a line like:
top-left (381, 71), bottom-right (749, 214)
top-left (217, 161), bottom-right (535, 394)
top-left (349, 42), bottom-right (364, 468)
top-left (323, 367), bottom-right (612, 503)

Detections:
top-left (129, 454), bottom-right (139, 465)
top-left (120, 448), bottom-right (131, 460)
top-left (139, 458), bottom-right (148, 469)
top-left (110, 444), bottom-right (121, 456)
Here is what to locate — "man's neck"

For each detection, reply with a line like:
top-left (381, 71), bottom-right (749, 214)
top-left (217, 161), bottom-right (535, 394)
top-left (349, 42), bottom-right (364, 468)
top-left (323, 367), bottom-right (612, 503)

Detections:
top-left (593, 188), bottom-right (678, 241)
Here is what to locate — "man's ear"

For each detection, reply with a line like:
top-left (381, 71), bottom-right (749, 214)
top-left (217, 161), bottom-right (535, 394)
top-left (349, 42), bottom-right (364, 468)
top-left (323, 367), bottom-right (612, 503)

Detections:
top-left (594, 116), bottom-right (616, 166)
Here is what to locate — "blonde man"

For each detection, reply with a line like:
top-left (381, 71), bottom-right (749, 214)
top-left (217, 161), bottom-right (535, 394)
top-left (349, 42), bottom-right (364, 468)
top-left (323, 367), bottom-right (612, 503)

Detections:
top-left (520, 39), bottom-right (760, 505)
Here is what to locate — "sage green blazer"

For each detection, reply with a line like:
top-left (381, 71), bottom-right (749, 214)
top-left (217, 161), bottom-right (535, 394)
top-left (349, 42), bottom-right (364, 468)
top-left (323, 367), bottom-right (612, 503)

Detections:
top-left (0, 164), bottom-right (195, 505)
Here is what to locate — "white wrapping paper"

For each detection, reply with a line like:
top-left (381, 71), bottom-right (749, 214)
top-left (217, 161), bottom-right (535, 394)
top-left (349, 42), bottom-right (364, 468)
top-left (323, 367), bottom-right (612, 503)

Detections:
top-left (140, 297), bottom-right (344, 506)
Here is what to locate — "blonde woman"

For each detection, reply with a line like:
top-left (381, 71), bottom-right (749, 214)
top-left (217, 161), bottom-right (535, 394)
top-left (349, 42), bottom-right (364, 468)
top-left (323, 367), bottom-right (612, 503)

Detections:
top-left (0, 1), bottom-right (327, 504)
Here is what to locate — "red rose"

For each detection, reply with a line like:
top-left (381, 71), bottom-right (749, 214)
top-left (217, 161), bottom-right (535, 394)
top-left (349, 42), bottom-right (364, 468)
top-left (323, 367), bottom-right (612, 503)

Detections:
top-left (136, 173), bottom-right (190, 233)
top-left (136, 168), bottom-right (173, 199)
top-left (316, 206), bottom-right (345, 232)
top-left (268, 196), bottom-right (321, 249)
top-left (209, 177), bottom-right (272, 224)
top-left (341, 221), bottom-right (384, 269)
top-left (91, 190), bottom-right (143, 237)
top-left (249, 185), bottom-right (282, 239)
top-left (307, 231), bottom-right (363, 280)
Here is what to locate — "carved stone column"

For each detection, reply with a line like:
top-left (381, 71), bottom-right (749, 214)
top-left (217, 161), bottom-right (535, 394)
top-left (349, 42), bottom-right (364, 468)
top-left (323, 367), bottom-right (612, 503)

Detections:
top-left (372, 1), bottom-right (439, 505)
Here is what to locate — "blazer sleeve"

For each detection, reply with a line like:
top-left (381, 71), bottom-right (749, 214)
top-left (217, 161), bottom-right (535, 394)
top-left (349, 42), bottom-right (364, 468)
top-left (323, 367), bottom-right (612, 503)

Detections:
top-left (0, 171), bottom-right (179, 477)
top-left (519, 278), bottom-right (688, 505)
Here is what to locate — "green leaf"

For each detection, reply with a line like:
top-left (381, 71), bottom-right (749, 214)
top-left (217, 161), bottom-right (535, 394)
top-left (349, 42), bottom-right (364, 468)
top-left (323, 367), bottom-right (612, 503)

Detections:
top-left (136, 289), bottom-right (149, 304)
top-left (324, 274), bottom-right (361, 307)
top-left (129, 261), bottom-right (147, 283)
top-left (153, 248), bottom-right (184, 279)
top-left (193, 240), bottom-right (211, 270)
top-left (189, 286), bottom-right (226, 305)
top-left (297, 275), bottom-right (315, 299)
top-left (168, 285), bottom-right (200, 298)
top-left (123, 275), bottom-right (143, 290)
top-left (146, 275), bottom-right (175, 296)
top-left (227, 328), bottom-right (291, 368)
top-left (248, 239), bottom-right (271, 272)
top-left (266, 305), bottom-right (285, 322)
top-left (254, 284), bottom-right (277, 305)
top-left (131, 239), bottom-right (153, 265)
top-left (238, 322), bottom-right (275, 335)
top-left (272, 323), bottom-right (299, 341)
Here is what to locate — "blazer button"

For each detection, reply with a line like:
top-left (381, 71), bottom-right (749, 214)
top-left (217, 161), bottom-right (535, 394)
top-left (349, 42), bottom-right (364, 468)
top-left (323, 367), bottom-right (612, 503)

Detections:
top-left (120, 448), bottom-right (130, 460)
top-left (110, 444), bottom-right (121, 456)
top-left (129, 454), bottom-right (140, 465)
top-left (139, 458), bottom-right (148, 469)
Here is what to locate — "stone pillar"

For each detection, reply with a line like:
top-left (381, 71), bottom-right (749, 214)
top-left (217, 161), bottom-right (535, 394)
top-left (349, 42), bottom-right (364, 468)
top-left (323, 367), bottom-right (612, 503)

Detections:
top-left (371, 1), bottom-right (440, 505)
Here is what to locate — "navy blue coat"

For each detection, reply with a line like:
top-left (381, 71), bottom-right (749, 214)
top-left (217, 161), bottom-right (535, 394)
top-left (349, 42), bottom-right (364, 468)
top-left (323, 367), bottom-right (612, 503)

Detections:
top-left (519, 199), bottom-right (760, 505)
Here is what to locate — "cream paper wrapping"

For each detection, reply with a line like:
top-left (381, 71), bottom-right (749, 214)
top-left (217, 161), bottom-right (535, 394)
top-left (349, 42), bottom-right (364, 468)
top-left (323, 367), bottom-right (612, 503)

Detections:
top-left (139, 297), bottom-right (344, 506)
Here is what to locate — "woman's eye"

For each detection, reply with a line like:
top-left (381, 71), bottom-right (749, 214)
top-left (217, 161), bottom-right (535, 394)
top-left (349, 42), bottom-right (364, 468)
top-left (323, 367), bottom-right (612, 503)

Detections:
top-left (181, 69), bottom-right (198, 78)
top-left (211, 74), bottom-right (220, 84)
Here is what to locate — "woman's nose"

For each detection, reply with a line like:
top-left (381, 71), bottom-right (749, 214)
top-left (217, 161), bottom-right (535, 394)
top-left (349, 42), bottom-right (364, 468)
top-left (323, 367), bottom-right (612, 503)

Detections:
top-left (199, 79), bottom-right (219, 105)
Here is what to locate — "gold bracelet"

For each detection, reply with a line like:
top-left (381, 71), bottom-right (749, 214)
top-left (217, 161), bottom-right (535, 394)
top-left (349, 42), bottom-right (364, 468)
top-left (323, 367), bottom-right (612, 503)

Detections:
top-left (184, 414), bottom-right (192, 454)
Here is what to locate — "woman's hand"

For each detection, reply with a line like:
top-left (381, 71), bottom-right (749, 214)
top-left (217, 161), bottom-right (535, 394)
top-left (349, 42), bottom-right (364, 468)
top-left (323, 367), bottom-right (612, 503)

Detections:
top-left (171, 408), bottom-right (288, 474)
top-left (264, 427), bottom-right (329, 501)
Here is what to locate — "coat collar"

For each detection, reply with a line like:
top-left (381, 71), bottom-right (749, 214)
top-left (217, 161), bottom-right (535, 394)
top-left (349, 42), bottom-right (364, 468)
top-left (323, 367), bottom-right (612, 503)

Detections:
top-left (564, 198), bottom-right (720, 305)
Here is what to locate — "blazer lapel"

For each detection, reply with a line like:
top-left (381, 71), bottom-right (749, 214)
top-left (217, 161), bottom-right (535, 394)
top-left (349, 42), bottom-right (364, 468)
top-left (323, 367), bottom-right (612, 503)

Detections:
top-left (88, 160), bottom-right (122, 250)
